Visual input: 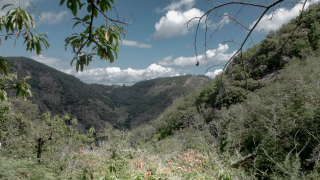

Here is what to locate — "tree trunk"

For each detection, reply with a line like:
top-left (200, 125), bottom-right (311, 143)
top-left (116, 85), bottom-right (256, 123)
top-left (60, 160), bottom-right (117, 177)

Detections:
top-left (37, 138), bottom-right (44, 164)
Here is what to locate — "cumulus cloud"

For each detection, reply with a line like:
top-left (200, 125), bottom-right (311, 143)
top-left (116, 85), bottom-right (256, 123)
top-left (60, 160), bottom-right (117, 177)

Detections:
top-left (155, 0), bottom-right (195, 13)
top-left (250, 0), bottom-right (320, 33)
top-left (121, 39), bottom-right (153, 48)
top-left (37, 11), bottom-right (70, 25)
top-left (153, 0), bottom-right (230, 40)
top-left (205, 69), bottom-right (223, 79)
top-left (30, 54), bottom-right (180, 85)
top-left (157, 44), bottom-right (236, 67)
top-left (153, 8), bottom-right (204, 40)
top-left (63, 64), bottom-right (180, 86)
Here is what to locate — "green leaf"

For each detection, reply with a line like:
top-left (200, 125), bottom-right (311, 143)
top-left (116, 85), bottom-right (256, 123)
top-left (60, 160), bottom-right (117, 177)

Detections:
top-left (87, 40), bottom-right (93, 47)
top-left (83, 14), bottom-right (91, 22)
top-left (59, 0), bottom-right (66, 6)
top-left (31, 9), bottom-right (41, 17)
top-left (80, 62), bottom-right (84, 72)
top-left (87, 4), bottom-right (92, 13)
top-left (0, 57), bottom-right (11, 75)
top-left (83, 27), bottom-right (90, 34)
top-left (70, 1), bottom-right (78, 17)
top-left (28, 88), bottom-right (33, 98)
top-left (16, 88), bottom-right (21, 97)
top-left (107, 47), bottom-right (114, 64)
top-left (73, 21), bottom-right (81, 29)
top-left (80, 33), bottom-right (87, 40)
top-left (106, 1), bottom-right (112, 11)
top-left (70, 57), bottom-right (77, 66)
top-left (76, 60), bottom-right (79, 72)
top-left (1, 4), bottom-right (14, 11)
top-left (79, 2), bottom-right (85, 9)
top-left (36, 42), bottom-right (42, 56)
top-left (2, 66), bottom-right (7, 76)
top-left (93, 7), bottom-right (98, 18)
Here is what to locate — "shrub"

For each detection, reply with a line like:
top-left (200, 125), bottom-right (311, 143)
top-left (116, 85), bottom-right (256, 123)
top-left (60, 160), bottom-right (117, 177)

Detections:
top-left (259, 38), bottom-right (278, 58)
top-left (224, 86), bottom-right (246, 105)
top-left (291, 39), bottom-right (311, 57)
top-left (308, 21), bottom-right (320, 49)
top-left (234, 71), bottom-right (246, 81)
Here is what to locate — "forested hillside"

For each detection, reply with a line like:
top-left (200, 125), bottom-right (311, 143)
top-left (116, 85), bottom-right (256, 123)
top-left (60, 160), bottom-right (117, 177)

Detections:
top-left (126, 2), bottom-right (320, 179)
top-left (2, 1), bottom-right (320, 180)
top-left (5, 57), bottom-right (208, 130)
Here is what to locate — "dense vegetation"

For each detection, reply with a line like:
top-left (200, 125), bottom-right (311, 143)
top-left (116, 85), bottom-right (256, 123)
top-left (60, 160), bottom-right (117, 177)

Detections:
top-left (126, 3), bottom-right (320, 179)
top-left (2, 2), bottom-right (320, 180)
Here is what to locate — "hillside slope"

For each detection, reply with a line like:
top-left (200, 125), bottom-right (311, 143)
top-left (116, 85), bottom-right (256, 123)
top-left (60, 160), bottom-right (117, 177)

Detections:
top-left (126, 2), bottom-right (320, 179)
top-left (5, 57), bottom-right (209, 130)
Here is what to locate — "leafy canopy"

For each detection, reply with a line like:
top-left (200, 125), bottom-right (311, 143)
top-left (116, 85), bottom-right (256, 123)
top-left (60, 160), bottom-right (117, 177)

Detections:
top-left (60, 0), bottom-right (128, 72)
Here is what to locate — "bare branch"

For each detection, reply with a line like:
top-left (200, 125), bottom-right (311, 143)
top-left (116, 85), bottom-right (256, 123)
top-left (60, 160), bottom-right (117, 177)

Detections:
top-left (185, 1), bottom-right (272, 67)
top-left (262, 147), bottom-right (281, 167)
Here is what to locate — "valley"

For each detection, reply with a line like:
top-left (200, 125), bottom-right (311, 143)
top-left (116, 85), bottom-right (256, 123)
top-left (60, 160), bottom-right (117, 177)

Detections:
top-left (5, 56), bottom-right (209, 131)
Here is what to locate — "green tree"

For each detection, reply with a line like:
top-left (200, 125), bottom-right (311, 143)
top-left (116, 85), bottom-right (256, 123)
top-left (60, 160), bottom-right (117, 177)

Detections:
top-left (291, 39), bottom-right (311, 58)
top-left (308, 21), bottom-right (320, 49)
top-left (259, 38), bottom-right (278, 58)
top-left (32, 112), bottom-right (95, 164)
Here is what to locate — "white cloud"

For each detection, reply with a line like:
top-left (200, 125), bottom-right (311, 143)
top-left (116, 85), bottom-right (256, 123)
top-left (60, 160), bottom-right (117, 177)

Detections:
top-left (30, 54), bottom-right (180, 85)
top-left (153, 0), bottom-right (230, 41)
top-left (155, 0), bottom-right (195, 13)
top-left (37, 11), bottom-right (70, 25)
top-left (121, 39), bottom-right (153, 48)
top-left (185, 44), bottom-right (191, 49)
top-left (250, 0), bottom-right (320, 33)
top-left (62, 64), bottom-right (180, 86)
top-left (157, 44), bottom-right (236, 67)
top-left (31, 55), bottom-right (65, 67)
top-left (153, 8), bottom-right (204, 40)
top-left (205, 69), bottom-right (223, 79)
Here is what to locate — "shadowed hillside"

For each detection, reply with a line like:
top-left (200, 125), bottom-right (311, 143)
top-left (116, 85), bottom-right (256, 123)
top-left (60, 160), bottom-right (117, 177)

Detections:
top-left (5, 56), bottom-right (209, 131)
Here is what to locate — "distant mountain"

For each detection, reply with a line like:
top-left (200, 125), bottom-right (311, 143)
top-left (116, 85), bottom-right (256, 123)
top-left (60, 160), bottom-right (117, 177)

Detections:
top-left (5, 57), bottom-right (209, 131)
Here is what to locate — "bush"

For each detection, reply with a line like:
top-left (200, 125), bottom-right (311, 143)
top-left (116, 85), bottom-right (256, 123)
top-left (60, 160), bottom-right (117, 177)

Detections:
top-left (308, 21), bottom-right (320, 49)
top-left (0, 157), bottom-right (56, 180)
top-left (291, 39), bottom-right (311, 57)
top-left (259, 38), bottom-right (278, 58)
top-left (224, 86), bottom-right (246, 105)
top-left (234, 71), bottom-right (246, 81)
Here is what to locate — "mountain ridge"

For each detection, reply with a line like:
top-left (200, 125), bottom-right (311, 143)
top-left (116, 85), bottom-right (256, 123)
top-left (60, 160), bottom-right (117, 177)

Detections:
top-left (4, 56), bottom-right (209, 131)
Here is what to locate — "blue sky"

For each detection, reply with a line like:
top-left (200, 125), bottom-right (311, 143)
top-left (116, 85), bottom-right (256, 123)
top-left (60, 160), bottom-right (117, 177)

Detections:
top-left (1, 0), bottom-right (319, 85)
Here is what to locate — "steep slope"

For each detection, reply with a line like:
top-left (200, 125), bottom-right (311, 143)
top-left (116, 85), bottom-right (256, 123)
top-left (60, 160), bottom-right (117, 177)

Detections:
top-left (6, 57), bottom-right (117, 132)
top-left (5, 57), bottom-right (209, 130)
top-left (126, 2), bottom-right (320, 179)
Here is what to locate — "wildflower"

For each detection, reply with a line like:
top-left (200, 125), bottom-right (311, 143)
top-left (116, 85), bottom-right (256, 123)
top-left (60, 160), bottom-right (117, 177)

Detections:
top-left (144, 171), bottom-right (151, 179)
